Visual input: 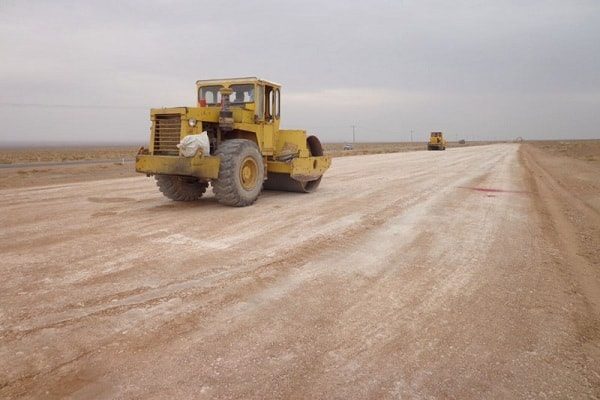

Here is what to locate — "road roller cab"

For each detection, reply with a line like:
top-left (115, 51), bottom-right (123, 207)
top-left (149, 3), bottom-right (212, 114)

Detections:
top-left (135, 77), bottom-right (331, 206)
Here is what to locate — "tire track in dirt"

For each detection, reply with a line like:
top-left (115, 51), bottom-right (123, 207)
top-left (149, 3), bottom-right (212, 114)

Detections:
top-left (0, 147), bottom-right (507, 395)
top-left (5, 145), bottom-right (597, 399)
top-left (520, 145), bottom-right (600, 396)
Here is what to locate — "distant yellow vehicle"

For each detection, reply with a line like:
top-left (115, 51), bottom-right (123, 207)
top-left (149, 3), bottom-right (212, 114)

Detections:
top-left (427, 132), bottom-right (447, 151)
top-left (136, 77), bottom-right (331, 206)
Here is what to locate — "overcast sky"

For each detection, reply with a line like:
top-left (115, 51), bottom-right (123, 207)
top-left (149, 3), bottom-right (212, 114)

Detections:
top-left (1, 0), bottom-right (599, 144)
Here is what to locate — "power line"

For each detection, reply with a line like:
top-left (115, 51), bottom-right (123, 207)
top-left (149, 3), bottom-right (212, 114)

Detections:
top-left (0, 102), bottom-right (148, 110)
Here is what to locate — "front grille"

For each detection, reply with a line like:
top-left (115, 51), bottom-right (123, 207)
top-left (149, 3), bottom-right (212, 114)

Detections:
top-left (153, 114), bottom-right (181, 155)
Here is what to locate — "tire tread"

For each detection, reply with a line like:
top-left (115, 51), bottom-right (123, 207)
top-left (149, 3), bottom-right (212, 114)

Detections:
top-left (155, 175), bottom-right (207, 201)
top-left (213, 139), bottom-right (263, 207)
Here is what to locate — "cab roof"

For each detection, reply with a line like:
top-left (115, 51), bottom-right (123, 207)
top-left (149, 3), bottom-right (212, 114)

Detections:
top-left (195, 77), bottom-right (281, 88)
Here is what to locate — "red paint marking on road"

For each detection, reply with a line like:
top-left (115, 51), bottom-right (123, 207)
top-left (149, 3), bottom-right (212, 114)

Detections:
top-left (458, 186), bottom-right (529, 194)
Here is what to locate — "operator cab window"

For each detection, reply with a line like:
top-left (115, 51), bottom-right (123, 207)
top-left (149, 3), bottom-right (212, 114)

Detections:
top-left (230, 84), bottom-right (254, 105)
top-left (264, 87), bottom-right (280, 120)
top-left (264, 86), bottom-right (280, 121)
top-left (265, 86), bottom-right (273, 121)
top-left (255, 85), bottom-right (264, 119)
top-left (273, 88), bottom-right (280, 119)
top-left (199, 85), bottom-right (222, 106)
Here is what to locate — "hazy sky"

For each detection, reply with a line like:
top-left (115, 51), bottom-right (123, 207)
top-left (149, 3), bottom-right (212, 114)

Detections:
top-left (1, 0), bottom-right (599, 144)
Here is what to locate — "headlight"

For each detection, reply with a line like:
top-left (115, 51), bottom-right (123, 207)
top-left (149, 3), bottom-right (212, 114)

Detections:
top-left (188, 118), bottom-right (197, 127)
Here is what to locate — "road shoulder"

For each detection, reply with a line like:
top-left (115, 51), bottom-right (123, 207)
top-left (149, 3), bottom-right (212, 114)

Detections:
top-left (520, 143), bottom-right (600, 395)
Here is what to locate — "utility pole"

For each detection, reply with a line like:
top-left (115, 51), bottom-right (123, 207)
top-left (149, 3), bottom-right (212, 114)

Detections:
top-left (351, 125), bottom-right (356, 144)
top-left (410, 130), bottom-right (413, 142)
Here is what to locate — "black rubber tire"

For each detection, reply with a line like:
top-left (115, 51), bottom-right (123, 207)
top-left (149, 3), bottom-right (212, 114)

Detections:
top-left (307, 135), bottom-right (324, 157)
top-left (213, 139), bottom-right (264, 207)
top-left (155, 175), bottom-right (208, 201)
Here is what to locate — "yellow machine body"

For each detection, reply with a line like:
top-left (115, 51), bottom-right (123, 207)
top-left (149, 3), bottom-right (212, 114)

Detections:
top-left (135, 77), bottom-right (331, 186)
top-left (427, 132), bottom-right (447, 151)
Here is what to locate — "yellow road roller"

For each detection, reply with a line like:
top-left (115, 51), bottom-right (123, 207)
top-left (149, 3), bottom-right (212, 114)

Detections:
top-left (136, 77), bottom-right (331, 206)
top-left (427, 132), bottom-right (447, 151)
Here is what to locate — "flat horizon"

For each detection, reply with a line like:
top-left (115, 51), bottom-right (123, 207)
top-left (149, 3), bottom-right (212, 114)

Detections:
top-left (1, 138), bottom-right (599, 149)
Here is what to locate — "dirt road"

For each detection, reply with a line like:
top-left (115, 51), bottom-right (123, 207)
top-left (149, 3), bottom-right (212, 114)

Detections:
top-left (1, 144), bottom-right (599, 399)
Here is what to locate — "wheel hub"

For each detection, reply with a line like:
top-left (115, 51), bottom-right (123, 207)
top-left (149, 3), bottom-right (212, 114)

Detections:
top-left (240, 156), bottom-right (258, 190)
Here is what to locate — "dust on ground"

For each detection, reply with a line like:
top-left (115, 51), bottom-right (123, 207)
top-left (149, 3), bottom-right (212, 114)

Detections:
top-left (0, 146), bottom-right (139, 164)
top-left (0, 162), bottom-right (136, 189)
top-left (527, 139), bottom-right (600, 163)
top-left (0, 141), bottom-right (497, 189)
top-left (1, 143), bottom-right (599, 399)
top-left (323, 140), bottom-right (496, 157)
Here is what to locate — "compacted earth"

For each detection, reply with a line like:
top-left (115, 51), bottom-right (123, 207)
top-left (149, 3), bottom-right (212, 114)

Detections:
top-left (0, 141), bottom-right (492, 189)
top-left (0, 143), bottom-right (598, 399)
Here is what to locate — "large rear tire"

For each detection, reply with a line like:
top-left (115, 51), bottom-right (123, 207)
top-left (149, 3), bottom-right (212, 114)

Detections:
top-left (155, 175), bottom-right (208, 201)
top-left (213, 139), bottom-right (264, 207)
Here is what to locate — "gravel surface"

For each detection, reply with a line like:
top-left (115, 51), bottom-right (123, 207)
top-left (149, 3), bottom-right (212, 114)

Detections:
top-left (1, 144), bottom-right (598, 399)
